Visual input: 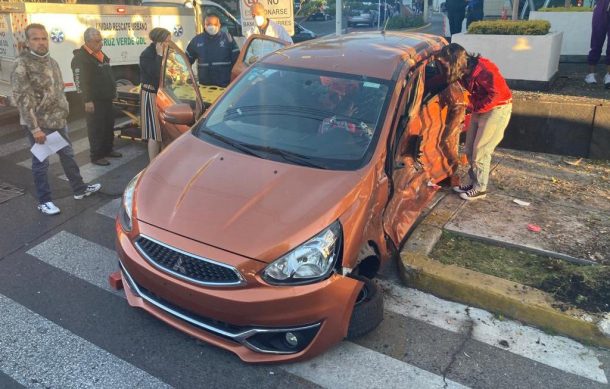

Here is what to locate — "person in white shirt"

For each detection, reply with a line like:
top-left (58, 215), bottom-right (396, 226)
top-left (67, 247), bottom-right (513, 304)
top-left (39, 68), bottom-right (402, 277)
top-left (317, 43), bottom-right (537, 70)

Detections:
top-left (245, 2), bottom-right (293, 44)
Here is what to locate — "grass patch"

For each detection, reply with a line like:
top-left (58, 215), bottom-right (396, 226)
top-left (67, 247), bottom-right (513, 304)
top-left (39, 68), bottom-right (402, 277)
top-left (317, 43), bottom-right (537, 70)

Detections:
top-left (537, 6), bottom-right (592, 11)
top-left (431, 231), bottom-right (610, 313)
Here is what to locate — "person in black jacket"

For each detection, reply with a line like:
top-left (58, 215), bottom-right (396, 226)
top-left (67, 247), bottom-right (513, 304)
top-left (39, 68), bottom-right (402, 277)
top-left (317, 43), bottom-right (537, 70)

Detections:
top-left (139, 27), bottom-right (171, 161)
top-left (446, 0), bottom-right (467, 39)
top-left (71, 27), bottom-right (118, 166)
top-left (186, 14), bottom-right (240, 87)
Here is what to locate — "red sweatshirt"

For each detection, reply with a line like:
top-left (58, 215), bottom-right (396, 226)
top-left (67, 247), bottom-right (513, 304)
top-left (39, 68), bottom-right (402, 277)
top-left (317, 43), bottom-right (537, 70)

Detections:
top-left (460, 57), bottom-right (512, 114)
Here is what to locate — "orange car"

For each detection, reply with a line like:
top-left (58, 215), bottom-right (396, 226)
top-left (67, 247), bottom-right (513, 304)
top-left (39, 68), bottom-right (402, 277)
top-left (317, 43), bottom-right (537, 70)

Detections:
top-left (115, 32), bottom-right (463, 363)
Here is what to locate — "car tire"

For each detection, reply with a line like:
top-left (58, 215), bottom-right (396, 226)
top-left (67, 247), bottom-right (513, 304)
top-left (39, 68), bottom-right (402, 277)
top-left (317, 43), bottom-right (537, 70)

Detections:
top-left (346, 275), bottom-right (384, 339)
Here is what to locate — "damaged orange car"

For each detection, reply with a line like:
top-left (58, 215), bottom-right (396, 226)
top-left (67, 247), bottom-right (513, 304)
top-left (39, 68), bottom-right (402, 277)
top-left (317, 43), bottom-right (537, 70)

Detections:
top-left (115, 31), bottom-right (463, 363)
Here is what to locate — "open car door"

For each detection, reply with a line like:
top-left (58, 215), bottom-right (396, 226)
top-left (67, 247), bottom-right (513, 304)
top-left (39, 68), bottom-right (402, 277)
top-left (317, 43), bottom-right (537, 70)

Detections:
top-left (231, 34), bottom-right (289, 81)
top-left (156, 42), bottom-right (204, 147)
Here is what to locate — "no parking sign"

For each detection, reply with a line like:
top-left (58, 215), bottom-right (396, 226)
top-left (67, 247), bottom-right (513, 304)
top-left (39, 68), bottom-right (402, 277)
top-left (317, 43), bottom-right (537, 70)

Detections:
top-left (240, 0), bottom-right (294, 36)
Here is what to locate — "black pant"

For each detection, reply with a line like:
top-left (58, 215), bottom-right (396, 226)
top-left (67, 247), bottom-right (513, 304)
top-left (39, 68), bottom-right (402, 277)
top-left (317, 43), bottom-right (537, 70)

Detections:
top-left (448, 11), bottom-right (465, 35)
top-left (85, 99), bottom-right (115, 161)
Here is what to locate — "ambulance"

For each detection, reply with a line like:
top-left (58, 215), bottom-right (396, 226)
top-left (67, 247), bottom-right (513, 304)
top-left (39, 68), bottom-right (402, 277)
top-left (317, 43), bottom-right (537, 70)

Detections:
top-left (0, 0), bottom-right (241, 101)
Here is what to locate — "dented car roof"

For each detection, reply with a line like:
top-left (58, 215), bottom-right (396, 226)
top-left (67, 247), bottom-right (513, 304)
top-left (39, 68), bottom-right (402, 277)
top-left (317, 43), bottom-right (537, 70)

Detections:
top-left (262, 31), bottom-right (446, 80)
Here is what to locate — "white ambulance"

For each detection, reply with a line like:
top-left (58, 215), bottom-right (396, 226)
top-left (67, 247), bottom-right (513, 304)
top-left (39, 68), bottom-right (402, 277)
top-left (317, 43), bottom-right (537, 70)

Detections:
top-left (0, 0), bottom-right (241, 101)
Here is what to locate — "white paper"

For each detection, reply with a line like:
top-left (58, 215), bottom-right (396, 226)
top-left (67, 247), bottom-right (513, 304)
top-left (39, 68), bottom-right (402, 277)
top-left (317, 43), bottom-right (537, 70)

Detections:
top-left (513, 198), bottom-right (530, 207)
top-left (31, 131), bottom-right (70, 162)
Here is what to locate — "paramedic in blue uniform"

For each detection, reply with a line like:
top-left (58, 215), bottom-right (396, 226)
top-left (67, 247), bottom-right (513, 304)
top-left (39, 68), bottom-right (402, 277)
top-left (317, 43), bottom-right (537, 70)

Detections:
top-left (185, 14), bottom-right (240, 87)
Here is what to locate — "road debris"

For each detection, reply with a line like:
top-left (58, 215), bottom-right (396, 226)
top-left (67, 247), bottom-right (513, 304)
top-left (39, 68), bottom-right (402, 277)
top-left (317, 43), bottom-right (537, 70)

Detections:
top-left (513, 199), bottom-right (530, 206)
top-left (527, 224), bottom-right (541, 233)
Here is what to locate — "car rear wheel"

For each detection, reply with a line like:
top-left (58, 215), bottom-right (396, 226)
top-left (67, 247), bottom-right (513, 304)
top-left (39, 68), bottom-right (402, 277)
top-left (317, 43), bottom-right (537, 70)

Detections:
top-left (346, 275), bottom-right (384, 339)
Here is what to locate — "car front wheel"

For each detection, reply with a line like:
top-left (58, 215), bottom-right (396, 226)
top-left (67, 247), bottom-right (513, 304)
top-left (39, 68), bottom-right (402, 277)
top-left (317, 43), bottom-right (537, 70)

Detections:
top-left (346, 275), bottom-right (384, 339)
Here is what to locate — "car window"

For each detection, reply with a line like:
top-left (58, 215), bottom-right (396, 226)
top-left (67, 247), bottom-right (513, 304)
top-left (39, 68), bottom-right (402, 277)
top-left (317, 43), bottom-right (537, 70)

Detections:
top-left (198, 65), bottom-right (392, 170)
top-left (163, 47), bottom-right (197, 108)
top-left (423, 59), bottom-right (448, 102)
top-left (244, 38), bottom-right (286, 65)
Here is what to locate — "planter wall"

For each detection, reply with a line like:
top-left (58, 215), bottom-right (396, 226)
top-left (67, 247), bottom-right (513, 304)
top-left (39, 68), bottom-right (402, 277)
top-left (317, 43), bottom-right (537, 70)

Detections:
top-left (529, 11), bottom-right (603, 58)
top-left (451, 32), bottom-right (563, 90)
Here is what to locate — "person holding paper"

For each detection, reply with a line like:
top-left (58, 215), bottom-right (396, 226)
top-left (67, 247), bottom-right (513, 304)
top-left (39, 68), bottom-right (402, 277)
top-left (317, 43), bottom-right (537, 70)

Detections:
top-left (11, 23), bottom-right (101, 216)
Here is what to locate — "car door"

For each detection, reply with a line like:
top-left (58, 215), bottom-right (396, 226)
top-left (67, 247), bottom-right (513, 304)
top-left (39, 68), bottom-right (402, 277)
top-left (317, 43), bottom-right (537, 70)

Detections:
top-left (382, 58), bottom-right (457, 246)
top-left (156, 42), bottom-right (204, 147)
top-left (230, 34), bottom-right (289, 81)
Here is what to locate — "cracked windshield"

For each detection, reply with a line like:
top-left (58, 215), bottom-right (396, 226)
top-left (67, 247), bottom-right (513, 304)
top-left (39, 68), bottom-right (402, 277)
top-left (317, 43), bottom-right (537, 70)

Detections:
top-left (198, 66), bottom-right (390, 170)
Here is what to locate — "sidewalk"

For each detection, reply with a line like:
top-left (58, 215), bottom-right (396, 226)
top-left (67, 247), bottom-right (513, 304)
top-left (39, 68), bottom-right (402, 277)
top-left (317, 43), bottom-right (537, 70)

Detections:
top-left (398, 148), bottom-right (610, 348)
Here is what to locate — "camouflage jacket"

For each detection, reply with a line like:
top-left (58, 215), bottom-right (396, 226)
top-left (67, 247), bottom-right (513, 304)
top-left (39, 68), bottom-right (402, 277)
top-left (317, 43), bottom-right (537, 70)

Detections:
top-left (11, 50), bottom-right (69, 133)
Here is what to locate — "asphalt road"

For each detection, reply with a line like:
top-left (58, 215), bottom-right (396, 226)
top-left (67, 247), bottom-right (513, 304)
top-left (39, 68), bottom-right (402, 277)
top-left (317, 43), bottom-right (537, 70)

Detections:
top-left (0, 15), bottom-right (609, 388)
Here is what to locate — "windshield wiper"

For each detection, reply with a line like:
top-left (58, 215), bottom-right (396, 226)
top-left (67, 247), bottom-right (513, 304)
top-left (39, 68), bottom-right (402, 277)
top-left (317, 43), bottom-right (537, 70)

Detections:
top-left (198, 128), bottom-right (263, 158)
top-left (244, 144), bottom-right (327, 169)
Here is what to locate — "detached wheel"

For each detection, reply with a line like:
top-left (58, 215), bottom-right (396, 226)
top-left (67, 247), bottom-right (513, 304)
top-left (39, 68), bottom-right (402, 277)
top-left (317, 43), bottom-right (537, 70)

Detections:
top-left (346, 275), bottom-right (384, 339)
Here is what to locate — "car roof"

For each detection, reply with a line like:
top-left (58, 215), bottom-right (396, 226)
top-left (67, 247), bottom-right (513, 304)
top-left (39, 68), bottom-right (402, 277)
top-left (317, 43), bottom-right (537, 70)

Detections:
top-left (261, 31), bottom-right (446, 81)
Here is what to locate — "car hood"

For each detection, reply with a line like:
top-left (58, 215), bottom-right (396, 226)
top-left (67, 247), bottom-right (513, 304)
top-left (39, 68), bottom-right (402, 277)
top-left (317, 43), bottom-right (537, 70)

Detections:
top-left (136, 134), bottom-right (366, 263)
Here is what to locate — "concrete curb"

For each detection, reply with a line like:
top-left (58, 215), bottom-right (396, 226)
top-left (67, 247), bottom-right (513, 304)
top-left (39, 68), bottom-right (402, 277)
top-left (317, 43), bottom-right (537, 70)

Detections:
top-left (398, 193), bottom-right (610, 349)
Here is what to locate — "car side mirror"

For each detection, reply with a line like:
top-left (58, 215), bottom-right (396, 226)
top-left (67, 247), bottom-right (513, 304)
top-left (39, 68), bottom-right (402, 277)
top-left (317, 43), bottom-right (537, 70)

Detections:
top-left (162, 103), bottom-right (195, 125)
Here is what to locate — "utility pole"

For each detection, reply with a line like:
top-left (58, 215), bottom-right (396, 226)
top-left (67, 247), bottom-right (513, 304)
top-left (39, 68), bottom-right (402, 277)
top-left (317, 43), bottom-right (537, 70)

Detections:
top-left (423, 0), bottom-right (429, 22)
top-left (378, 0), bottom-right (381, 29)
top-left (336, 0), bottom-right (342, 35)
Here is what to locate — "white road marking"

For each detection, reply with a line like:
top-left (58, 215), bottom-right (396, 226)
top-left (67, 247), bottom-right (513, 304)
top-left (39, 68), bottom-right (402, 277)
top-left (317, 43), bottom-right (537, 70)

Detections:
top-left (59, 143), bottom-right (145, 182)
top-left (0, 137), bottom-right (31, 157)
top-left (282, 341), bottom-right (468, 389)
top-left (27, 231), bottom-right (120, 294)
top-left (380, 280), bottom-right (608, 384)
top-left (97, 198), bottom-right (122, 219)
top-left (0, 294), bottom-right (171, 389)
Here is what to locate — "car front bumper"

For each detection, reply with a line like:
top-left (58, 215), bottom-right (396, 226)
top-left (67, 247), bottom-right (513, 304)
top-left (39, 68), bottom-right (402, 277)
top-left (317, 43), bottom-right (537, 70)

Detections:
top-left (115, 219), bottom-right (362, 363)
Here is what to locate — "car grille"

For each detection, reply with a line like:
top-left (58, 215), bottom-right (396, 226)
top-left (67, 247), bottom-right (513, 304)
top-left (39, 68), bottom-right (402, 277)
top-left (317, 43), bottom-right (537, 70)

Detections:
top-left (135, 236), bottom-right (243, 286)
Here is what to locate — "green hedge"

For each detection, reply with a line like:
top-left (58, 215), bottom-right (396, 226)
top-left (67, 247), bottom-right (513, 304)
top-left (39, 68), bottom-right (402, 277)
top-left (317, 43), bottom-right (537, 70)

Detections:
top-left (537, 6), bottom-right (592, 11)
top-left (385, 15), bottom-right (425, 30)
top-left (467, 20), bottom-right (550, 35)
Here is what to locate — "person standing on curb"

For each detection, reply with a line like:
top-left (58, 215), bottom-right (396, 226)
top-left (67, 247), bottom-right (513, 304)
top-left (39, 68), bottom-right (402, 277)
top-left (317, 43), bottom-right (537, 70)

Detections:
top-left (446, 0), bottom-right (467, 40)
top-left (11, 23), bottom-right (101, 216)
top-left (246, 2), bottom-right (293, 44)
top-left (436, 43), bottom-right (512, 201)
top-left (466, 0), bottom-right (484, 27)
top-left (186, 14), bottom-right (240, 87)
top-left (71, 27), bottom-right (120, 166)
top-left (584, 0), bottom-right (610, 88)
top-left (139, 27), bottom-right (171, 162)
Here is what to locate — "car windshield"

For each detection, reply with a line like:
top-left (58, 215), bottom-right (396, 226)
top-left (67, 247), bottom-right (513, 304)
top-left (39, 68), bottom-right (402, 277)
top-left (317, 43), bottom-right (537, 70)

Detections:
top-left (196, 65), bottom-right (391, 170)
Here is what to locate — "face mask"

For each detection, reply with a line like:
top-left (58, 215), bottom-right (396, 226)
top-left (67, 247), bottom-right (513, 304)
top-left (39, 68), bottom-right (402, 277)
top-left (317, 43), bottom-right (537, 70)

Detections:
top-left (205, 25), bottom-right (219, 35)
top-left (254, 15), bottom-right (265, 27)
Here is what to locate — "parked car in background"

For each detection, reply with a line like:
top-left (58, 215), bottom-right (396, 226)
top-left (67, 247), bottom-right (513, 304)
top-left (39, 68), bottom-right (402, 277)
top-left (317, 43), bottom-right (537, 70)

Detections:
top-left (116, 32), bottom-right (461, 363)
top-left (347, 9), bottom-right (378, 27)
top-left (293, 23), bottom-right (317, 42)
top-left (308, 11), bottom-right (333, 21)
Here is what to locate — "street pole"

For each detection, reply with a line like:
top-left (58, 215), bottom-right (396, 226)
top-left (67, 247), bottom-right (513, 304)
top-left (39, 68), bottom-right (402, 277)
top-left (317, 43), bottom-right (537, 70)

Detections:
top-left (378, 0), bottom-right (381, 29)
top-left (423, 0), bottom-right (429, 22)
top-left (336, 0), bottom-right (342, 35)
top-left (512, 0), bottom-right (519, 20)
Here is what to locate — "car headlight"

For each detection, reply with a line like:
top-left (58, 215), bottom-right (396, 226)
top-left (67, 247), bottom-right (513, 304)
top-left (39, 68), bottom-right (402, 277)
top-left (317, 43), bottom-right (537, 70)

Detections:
top-left (119, 172), bottom-right (142, 231)
top-left (263, 221), bottom-right (342, 285)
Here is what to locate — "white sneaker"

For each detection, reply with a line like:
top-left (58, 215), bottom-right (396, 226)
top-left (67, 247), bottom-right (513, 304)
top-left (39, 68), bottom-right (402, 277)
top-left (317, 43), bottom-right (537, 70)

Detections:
top-left (38, 201), bottom-right (60, 215)
top-left (74, 183), bottom-right (101, 200)
top-left (604, 73), bottom-right (610, 89)
top-left (584, 73), bottom-right (597, 84)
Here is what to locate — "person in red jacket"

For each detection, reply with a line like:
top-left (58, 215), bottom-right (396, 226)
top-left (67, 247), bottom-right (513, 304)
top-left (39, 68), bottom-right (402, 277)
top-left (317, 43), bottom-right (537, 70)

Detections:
top-left (436, 43), bottom-right (512, 200)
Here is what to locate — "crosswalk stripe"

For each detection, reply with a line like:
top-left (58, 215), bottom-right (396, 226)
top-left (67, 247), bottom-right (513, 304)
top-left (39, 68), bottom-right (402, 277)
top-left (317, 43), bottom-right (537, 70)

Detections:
top-left (17, 136), bottom-right (91, 169)
top-left (97, 198), bottom-right (122, 219)
top-left (26, 231), bottom-right (120, 294)
top-left (0, 137), bottom-right (30, 158)
top-left (25, 230), bottom-right (468, 387)
top-left (380, 280), bottom-right (608, 384)
top-left (0, 294), bottom-right (171, 389)
top-left (282, 341), bottom-right (468, 389)
top-left (59, 142), bottom-right (145, 182)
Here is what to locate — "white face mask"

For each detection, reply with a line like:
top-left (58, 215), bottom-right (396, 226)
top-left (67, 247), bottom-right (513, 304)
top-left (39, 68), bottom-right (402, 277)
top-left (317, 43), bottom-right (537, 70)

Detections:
top-left (254, 15), bottom-right (265, 27)
top-left (205, 25), bottom-right (219, 35)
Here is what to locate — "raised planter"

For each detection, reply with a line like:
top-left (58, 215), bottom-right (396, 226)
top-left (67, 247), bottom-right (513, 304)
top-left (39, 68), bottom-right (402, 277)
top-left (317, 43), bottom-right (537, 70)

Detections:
top-left (451, 31), bottom-right (563, 90)
top-left (529, 10), bottom-right (603, 61)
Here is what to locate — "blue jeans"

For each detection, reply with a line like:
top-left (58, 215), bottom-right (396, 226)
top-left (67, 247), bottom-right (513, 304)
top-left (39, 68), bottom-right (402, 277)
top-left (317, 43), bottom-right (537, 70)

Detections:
top-left (24, 126), bottom-right (86, 203)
